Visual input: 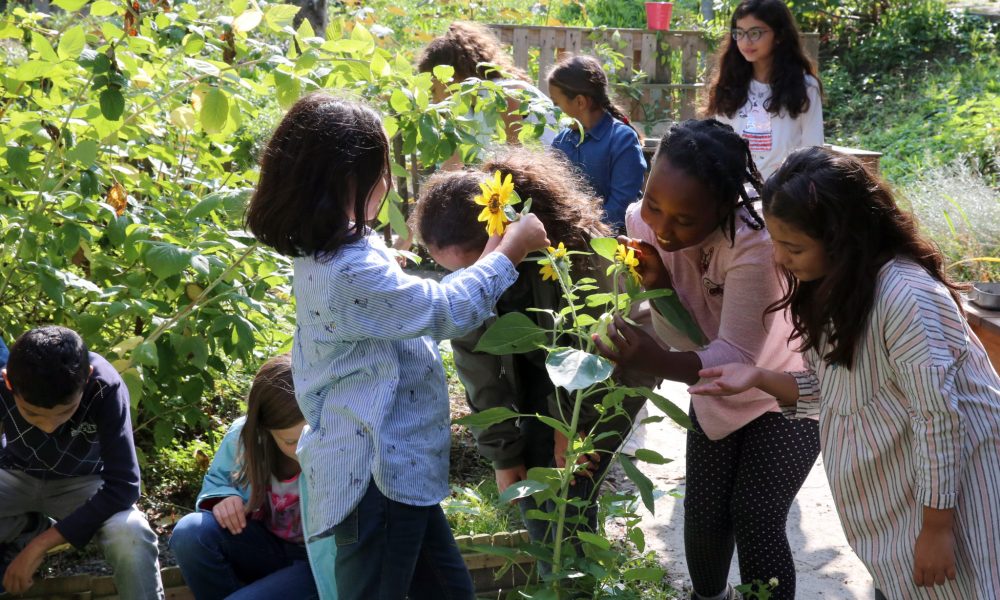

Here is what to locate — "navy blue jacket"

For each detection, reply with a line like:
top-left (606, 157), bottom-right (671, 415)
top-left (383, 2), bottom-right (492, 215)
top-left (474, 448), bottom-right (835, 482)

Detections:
top-left (0, 352), bottom-right (141, 548)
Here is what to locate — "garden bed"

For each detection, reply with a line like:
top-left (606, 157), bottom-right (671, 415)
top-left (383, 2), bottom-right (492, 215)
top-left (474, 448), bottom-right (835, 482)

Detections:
top-left (16, 532), bottom-right (535, 599)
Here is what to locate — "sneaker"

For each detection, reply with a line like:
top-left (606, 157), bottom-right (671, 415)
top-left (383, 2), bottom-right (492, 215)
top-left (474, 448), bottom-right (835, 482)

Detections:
top-left (690, 585), bottom-right (740, 600)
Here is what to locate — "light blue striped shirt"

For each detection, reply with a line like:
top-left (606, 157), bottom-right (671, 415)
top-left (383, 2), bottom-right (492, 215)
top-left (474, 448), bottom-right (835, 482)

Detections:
top-left (291, 232), bottom-right (518, 540)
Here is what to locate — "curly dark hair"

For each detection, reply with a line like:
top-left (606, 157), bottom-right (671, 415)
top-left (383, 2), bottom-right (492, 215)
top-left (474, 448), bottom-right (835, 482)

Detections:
top-left (244, 93), bottom-right (390, 261)
top-left (704, 0), bottom-right (821, 119)
top-left (653, 119), bottom-right (765, 244)
top-left (547, 54), bottom-right (641, 140)
top-left (411, 147), bottom-right (610, 254)
top-left (763, 147), bottom-right (966, 368)
top-left (417, 21), bottom-right (528, 82)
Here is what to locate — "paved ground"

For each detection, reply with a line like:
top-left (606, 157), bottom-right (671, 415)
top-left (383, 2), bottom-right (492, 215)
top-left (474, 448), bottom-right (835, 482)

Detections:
top-left (629, 381), bottom-right (876, 599)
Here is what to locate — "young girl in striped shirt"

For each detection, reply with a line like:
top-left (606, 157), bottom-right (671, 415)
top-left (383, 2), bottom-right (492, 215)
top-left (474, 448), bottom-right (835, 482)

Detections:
top-left (692, 147), bottom-right (1000, 599)
top-left (244, 92), bottom-right (549, 599)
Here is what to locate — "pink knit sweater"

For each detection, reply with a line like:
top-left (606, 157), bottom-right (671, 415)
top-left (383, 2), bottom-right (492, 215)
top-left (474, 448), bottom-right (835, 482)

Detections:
top-left (626, 203), bottom-right (805, 439)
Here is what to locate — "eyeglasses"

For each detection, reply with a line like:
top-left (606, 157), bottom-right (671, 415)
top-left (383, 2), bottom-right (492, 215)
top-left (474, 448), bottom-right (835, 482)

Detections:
top-left (731, 28), bottom-right (771, 42)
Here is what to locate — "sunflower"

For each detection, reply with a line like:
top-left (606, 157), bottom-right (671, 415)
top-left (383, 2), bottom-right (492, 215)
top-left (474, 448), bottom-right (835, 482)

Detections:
top-left (616, 243), bottom-right (642, 283)
top-left (474, 171), bottom-right (516, 236)
top-left (539, 242), bottom-right (567, 282)
top-left (540, 262), bottom-right (559, 281)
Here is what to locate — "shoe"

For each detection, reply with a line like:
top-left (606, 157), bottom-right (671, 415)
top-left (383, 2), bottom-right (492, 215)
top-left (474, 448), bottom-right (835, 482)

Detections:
top-left (690, 585), bottom-right (740, 600)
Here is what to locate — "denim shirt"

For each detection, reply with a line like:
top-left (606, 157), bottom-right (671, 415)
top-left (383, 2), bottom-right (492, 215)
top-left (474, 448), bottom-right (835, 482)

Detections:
top-left (291, 232), bottom-right (517, 540)
top-left (552, 111), bottom-right (647, 231)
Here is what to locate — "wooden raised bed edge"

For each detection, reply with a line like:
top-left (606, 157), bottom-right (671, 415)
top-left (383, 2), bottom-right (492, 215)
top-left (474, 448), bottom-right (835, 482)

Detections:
top-left (8, 531), bottom-right (536, 599)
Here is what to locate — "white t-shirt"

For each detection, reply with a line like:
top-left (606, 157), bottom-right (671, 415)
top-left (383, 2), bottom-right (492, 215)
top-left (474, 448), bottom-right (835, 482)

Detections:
top-left (716, 74), bottom-right (824, 180)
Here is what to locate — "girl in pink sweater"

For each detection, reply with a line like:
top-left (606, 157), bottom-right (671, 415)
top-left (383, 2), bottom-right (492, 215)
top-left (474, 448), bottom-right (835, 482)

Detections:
top-left (594, 119), bottom-right (819, 600)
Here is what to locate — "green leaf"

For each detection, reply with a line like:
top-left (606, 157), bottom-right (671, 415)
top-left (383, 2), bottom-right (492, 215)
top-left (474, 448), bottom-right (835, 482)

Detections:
top-left (14, 60), bottom-right (52, 81)
top-left (144, 242), bottom-right (191, 279)
top-left (90, 0), bottom-right (118, 16)
top-left (473, 312), bottom-right (548, 355)
top-left (651, 294), bottom-right (708, 347)
top-left (5, 146), bottom-right (32, 183)
top-left (58, 26), bottom-right (86, 60)
top-left (52, 0), bottom-right (88, 10)
top-left (265, 4), bottom-right (302, 30)
top-left (273, 71), bottom-right (300, 109)
top-left (133, 341), bottom-right (159, 368)
top-left (232, 8), bottom-right (263, 33)
top-left (535, 414), bottom-right (571, 437)
top-left (498, 479), bottom-right (550, 504)
top-left (634, 386), bottom-right (692, 430)
top-left (185, 194), bottom-right (224, 220)
top-left (622, 566), bottom-right (666, 583)
top-left (544, 348), bottom-right (613, 392)
top-left (389, 89), bottom-right (410, 114)
top-left (432, 64), bottom-right (455, 82)
top-left (619, 455), bottom-right (655, 514)
top-left (200, 88), bottom-right (229, 134)
top-left (99, 88), bottom-right (125, 121)
top-left (590, 236), bottom-right (618, 261)
top-left (633, 448), bottom-right (671, 465)
top-left (577, 531), bottom-right (611, 550)
top-left (120, 368), bottom-right (144, 411)
top-left (386, 191), bottom-right (409, 238)
top-left (452, 406), bottom-right (519, 428)
top-left (66, 139), bottom-right (98, 168)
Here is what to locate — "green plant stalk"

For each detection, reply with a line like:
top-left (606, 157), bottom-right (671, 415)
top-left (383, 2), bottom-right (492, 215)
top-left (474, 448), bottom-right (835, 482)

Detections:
top-left (121, 242), bottom-right (259, 371)
top-left (551, 385), bottom-right (586, 584)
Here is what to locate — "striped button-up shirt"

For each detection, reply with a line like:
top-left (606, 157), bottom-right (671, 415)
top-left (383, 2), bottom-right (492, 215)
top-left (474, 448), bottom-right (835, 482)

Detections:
top-left (291, 232), bottom-right (517, 540)
top-left (790, 258), bottom-right (1000, 597)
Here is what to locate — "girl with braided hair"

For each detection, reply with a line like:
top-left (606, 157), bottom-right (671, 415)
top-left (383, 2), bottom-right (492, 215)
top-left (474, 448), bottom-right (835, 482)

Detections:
top-left (594, 119), bottom-right (820, 600)
top-left (705, 0), bottom-right (824, 179)
top-left (548, 54), bottom-right (646, 233)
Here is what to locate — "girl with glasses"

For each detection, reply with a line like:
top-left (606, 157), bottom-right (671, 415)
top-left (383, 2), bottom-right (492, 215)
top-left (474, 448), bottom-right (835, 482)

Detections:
top-left (704, 0), bottom-right (824, 179)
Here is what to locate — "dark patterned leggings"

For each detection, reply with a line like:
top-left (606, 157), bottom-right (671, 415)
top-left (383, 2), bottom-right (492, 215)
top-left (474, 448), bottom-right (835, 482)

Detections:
top-left (684, 410), bottom-right (821, 600)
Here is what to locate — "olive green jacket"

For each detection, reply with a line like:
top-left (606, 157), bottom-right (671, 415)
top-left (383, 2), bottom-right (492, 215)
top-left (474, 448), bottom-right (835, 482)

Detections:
top-left (451, 257), bottom-right (657, 469)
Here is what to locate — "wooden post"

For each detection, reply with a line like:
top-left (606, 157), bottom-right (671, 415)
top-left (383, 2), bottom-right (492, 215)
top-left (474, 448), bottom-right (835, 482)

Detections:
top-left (538, 28), bottom-right (557, 95)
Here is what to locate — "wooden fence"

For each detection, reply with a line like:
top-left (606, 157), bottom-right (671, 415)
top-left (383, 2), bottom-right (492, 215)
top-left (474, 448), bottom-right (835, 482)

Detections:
top-left (488, 25), bottom-right (819, 122)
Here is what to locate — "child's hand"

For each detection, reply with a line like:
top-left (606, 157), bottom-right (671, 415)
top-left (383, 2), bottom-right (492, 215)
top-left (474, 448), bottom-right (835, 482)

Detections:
top-left (212, 495), bottom-right (248, 535)
top-left (591, 314), bottom-right (665, 375)
top-left (617, 236), bottom-right (671, 290)
top-left (2, 544), bottom-right (45, 594)
top-left (553, 430), bottom-right (600, 485)
top-left (495, 465), bottom-right (528, 501)
top-left (914, 508), bottom-right (958, 587)
top-left (496, 213), bottom-right (549, 265)
top-left (689, 364), bottom-right (763, 396)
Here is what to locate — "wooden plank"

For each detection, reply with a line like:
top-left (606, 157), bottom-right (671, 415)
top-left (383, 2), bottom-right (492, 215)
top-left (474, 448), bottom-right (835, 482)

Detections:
top-left (640, 33), bottom-right (657, 82)
top-left (655, 34), bottom-right (672, 84)
top-left (565, 27), bottom-right (582, 56)
top-left (680, 32), bottom-right (699, 84)
top-left (621, 30), bottom-right (635, 75)
top-left (513, 27), bottom-right (530, 74)
top-left (538, 28), bottom-right (557, 95)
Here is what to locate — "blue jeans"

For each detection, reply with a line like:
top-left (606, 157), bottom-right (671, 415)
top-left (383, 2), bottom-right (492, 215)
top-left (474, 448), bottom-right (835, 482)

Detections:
top-left (329, 480), bottom-right (474, 600)
top-left (169, 511), bottom-right (318, 600)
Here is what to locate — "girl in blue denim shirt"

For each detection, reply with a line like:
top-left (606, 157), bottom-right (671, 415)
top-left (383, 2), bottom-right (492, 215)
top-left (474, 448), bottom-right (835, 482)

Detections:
top-left (549, 54), bottom-right (647, 233)
top-left (244, 93), bottom-right (549, 600)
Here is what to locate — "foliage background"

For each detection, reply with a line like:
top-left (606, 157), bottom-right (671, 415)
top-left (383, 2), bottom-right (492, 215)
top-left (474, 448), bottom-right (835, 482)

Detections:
top-left (0, 0), bottom-right (995, 551)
